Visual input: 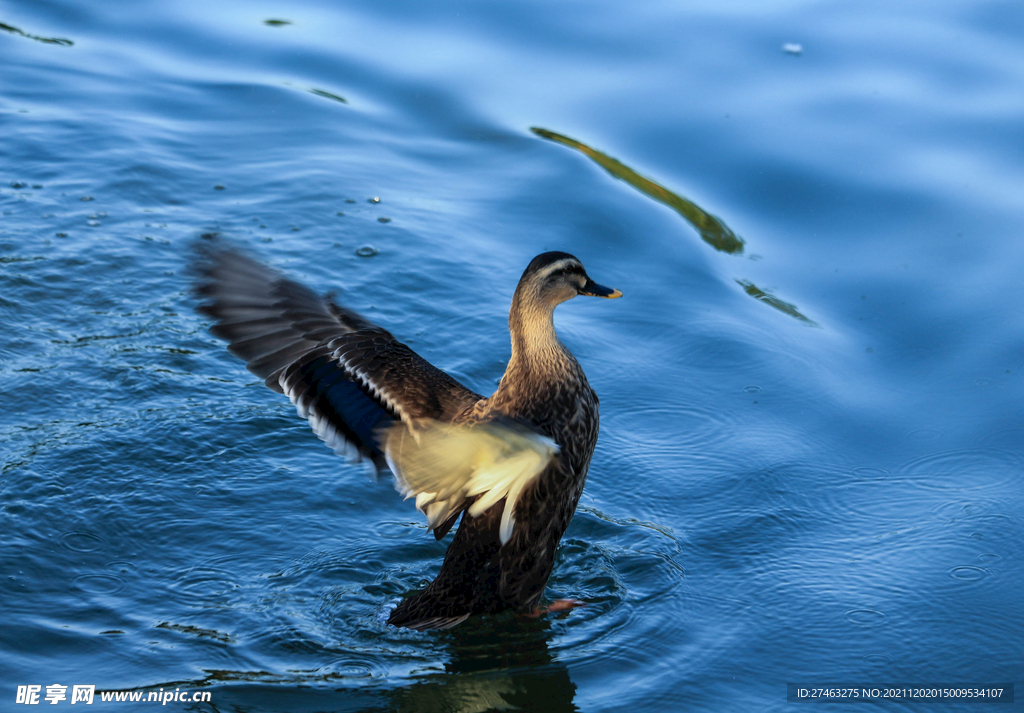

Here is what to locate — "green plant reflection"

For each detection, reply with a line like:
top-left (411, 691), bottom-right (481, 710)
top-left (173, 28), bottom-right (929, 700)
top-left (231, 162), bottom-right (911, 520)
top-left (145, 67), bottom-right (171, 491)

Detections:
top-left (309, 88), bottom-right (348, 104)
top-left (532, 127), bottom-right (816, 325)
top-left (531, 127), bottom-right (744, 255)
top-left (0, 21), bottom-right (73, 46)
top-left (736, 280), bottom-right (817, 325)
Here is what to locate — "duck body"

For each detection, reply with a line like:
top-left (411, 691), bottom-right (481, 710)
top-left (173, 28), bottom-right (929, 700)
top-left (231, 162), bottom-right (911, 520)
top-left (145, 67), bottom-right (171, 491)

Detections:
top-left (195, 249), bottom-right (620, 630)
top-left (392, 330), bottom-right (600, 628)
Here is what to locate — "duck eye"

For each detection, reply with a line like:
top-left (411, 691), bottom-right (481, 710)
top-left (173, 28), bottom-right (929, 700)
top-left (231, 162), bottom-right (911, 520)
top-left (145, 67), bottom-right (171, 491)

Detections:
top-left (549, 265), bottom-right (583, 280)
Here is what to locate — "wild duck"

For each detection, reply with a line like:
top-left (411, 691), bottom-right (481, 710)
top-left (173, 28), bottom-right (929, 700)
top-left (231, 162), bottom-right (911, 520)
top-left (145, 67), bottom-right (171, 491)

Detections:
top-left (194, 248), bottom-right (621, 630)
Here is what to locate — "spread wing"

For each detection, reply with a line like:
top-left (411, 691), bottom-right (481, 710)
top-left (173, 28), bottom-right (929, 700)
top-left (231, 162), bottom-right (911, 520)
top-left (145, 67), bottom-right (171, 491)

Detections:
top-left (193, 247), bottom-right (483, 473)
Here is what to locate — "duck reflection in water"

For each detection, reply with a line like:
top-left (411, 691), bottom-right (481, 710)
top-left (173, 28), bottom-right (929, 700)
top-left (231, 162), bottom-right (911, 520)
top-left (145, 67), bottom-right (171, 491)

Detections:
top-left (144, 616), bottom-right (579, 712)
top-left (195, 246), bottom-right (621, 630)
top-left (389, 617), bottom-right (579, 713)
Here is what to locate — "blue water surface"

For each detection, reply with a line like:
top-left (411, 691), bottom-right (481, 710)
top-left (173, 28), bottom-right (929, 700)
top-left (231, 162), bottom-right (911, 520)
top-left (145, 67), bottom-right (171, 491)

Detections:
top-left (2, 0), bottom-right (1023, 710)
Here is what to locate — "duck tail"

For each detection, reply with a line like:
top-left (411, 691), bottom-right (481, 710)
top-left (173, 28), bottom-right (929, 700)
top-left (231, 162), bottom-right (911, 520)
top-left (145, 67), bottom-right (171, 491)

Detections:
top-left (387, 591), bottom-right (471, 631)
top-left (387, 503), bottom-right (503, 631)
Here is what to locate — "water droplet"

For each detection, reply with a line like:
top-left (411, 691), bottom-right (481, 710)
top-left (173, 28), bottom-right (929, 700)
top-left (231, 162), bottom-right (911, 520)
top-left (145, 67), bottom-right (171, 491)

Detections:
top-left (377, 600), bottom-right (400, 624)
top-left (106, 560), bottom-right (138, 574)
top-left (355, 245), bottom-right (378, 257)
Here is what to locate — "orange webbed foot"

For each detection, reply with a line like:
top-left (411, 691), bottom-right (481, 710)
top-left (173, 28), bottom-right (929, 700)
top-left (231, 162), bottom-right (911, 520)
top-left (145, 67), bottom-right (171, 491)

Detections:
top-left (524, 598), bottom-right (586, 618)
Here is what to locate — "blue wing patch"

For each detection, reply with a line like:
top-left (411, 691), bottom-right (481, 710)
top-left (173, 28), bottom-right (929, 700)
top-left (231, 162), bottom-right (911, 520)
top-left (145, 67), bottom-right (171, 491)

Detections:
top-left (287, 353), bottom-right (393, 459)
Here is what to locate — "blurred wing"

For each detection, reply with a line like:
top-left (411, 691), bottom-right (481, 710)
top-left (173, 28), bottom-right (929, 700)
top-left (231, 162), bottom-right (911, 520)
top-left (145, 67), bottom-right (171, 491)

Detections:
top-left (195, 247), bottom-right (482, 464)
top-left (195, 247), bottom-right (377, 390)
top-left (384, 419), bottom-right (559, 544)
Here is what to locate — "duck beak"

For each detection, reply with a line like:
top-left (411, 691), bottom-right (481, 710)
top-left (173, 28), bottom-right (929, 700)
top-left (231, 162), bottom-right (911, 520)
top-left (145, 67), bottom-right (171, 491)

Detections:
top-left (579, 278), bottom-right (622, 299)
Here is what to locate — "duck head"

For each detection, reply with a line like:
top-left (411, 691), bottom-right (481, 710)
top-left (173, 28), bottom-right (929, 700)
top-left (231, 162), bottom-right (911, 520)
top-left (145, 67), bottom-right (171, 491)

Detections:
top-left (513, 251), bottom-right (622, 310)
top-left (504, 251), bottom-right (622, 378)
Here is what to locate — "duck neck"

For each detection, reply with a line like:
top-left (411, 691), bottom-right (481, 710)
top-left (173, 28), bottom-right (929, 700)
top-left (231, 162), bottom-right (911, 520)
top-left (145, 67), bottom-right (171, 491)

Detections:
top-left (504, 291), bottom-right (570, 382)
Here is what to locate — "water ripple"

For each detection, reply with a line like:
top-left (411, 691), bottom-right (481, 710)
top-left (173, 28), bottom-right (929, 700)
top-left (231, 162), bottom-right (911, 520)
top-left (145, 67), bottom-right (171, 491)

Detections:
top-left (170, 565), bottom-right (241, 603)
top-left (898, 448), bottom-right (1022, 492)
top-left (947, 565), bottom-right (988, 582)
top-left (59, 530), bottom-right (103, 552)
top-left (845, 608), bottom-right (888, 627)
top-left (73, 573), bottom-right (125, 594)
